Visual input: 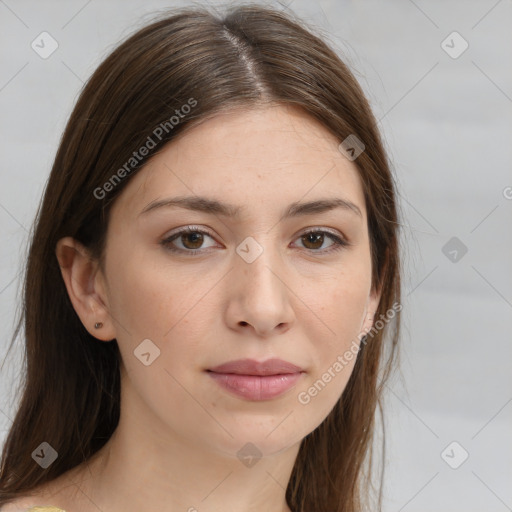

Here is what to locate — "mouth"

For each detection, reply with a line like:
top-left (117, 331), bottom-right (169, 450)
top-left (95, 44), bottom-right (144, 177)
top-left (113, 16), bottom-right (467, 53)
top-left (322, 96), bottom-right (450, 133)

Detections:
top-left (206, 358), bottom-right (305, 401)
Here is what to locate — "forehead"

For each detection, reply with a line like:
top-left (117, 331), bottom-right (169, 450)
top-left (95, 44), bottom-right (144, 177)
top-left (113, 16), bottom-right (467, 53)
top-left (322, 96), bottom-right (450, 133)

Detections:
top-left (111, 105), bottom-right (366, 221)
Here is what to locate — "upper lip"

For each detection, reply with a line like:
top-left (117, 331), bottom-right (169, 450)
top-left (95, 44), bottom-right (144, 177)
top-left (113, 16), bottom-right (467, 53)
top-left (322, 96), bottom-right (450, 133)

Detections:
top-left (207, 358), bottom-right (304, 376)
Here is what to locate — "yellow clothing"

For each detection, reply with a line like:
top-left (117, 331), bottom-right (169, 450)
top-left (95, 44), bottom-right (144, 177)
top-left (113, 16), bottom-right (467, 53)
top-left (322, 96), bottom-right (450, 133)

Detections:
top-left (26, 508), bottom-right (66, 512)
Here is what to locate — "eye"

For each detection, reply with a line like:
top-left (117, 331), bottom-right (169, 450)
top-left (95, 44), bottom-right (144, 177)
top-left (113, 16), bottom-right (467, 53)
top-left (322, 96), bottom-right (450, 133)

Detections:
top-left (293, 228), bottom-right (349, 254)
top-left (160, 226), bottom-right (350, 256)
top-left (161, 226), bottom-right (218, 255)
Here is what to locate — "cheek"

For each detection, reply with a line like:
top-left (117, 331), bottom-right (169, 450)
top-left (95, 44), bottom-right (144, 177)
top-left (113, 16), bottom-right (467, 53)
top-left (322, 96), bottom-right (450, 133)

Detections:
top-left (297, 266), bottom-right (370, 405)
top-left (304, 267), bottom-right (371, 346)
top-left (107, 265), bottom-right (167, 336)
top-left (105, 250), bottom-right (217, 369)
top-left (106, 248), bottom-right (194, 333)
top-left (295, 351), bottom-right (357, 431)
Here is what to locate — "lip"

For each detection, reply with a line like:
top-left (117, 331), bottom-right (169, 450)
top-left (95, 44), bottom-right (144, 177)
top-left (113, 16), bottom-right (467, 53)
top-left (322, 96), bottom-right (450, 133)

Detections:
top-left (208, 358), bottom-right (304, 376)
top-left (207, 358), bottom-right (305, 401)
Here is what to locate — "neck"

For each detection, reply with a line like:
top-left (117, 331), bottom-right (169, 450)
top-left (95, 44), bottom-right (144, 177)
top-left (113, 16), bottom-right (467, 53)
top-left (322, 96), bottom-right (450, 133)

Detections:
top-left (61, 370), bottom-right (299, 512)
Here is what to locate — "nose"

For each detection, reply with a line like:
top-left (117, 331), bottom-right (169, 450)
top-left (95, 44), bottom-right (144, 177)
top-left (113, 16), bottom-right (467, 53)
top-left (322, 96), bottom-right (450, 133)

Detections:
top-left (224, 240), bottom-right (295, 337)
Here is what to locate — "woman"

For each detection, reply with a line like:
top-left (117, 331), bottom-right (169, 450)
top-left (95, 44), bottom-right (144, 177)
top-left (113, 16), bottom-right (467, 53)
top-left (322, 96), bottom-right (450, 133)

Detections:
top-left (0, 3), bottom-right (401, 511)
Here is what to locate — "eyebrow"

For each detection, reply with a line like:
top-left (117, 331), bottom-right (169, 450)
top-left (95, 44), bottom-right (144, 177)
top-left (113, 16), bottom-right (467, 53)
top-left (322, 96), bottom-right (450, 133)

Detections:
top-left (139, 195), bottom-right (363, 220)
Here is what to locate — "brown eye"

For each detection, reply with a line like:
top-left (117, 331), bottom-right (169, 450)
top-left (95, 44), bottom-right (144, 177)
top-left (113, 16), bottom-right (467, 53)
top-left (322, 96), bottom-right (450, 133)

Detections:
top-left (161, 226), bottom-right (349, 256)
top-left (180, 231), bottom-right (204, 250)
top-left (161, 227), bottom-right (217, 255)
top-left (301, 232), bottom-right (324, 250)
top-left (294, 229), bottom-right (349, 254)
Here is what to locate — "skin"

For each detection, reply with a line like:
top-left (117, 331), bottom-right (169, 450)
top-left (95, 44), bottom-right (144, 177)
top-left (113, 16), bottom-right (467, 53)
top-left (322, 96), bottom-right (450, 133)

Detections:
top-left (10, 105), bottom-right (381, 512)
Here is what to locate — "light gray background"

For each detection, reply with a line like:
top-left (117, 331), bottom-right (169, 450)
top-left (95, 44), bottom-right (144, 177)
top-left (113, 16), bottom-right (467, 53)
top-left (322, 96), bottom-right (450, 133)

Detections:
top-left (1, 1), bottom-right (511, 510)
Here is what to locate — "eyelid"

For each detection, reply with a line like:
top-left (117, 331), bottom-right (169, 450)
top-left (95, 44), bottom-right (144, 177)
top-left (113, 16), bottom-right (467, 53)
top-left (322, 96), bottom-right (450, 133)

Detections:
top-left (160, 225), bottom-right (350, 255)
top-left (299, 226), bottom-right (350, 245)
top-left (161, 225), bottom-right (219, 251)
top-left (164, 224), bottom-right (215, 239)
top-left (163, 225), bottom-right (349, 243)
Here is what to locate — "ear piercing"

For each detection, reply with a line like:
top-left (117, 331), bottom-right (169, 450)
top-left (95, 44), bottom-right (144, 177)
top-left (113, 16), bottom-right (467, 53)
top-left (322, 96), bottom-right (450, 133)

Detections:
top-left (94, 322), bottom-right (103, 329)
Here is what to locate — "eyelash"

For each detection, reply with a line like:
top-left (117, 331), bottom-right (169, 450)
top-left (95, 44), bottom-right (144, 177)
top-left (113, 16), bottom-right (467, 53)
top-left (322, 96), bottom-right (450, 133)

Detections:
top-left (160, 225), bottom-right (350, 256)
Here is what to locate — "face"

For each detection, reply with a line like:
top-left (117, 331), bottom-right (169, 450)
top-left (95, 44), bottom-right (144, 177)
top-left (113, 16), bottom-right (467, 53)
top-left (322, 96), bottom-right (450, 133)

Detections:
top-left (92, 105), bottom-right (380, 458)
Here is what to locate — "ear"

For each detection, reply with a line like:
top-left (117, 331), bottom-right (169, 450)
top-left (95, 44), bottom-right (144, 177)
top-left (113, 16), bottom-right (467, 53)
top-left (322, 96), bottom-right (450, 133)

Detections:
top-left (55, 236), bottom-right (116, 341)
top-left (359, 285), bottom-right (382, 340)
top-left (359, 245), bottom-right (393, 340)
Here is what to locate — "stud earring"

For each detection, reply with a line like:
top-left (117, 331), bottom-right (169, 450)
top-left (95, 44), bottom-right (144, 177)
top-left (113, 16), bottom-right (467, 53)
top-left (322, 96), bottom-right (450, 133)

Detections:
top-left (94, 322), bottom-right (103, 329)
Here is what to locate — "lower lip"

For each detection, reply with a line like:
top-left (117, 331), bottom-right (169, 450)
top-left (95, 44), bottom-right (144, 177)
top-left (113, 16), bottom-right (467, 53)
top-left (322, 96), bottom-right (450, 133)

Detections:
top-left (207, 371), bottom-right (303, 401)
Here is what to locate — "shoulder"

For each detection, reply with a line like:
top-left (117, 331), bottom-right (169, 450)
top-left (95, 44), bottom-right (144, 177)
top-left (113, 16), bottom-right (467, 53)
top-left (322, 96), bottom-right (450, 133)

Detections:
top-left (1, 466), bottom-right (82, 512)
top-left (1, 498), bottom-right (67, 511)
top-left (1, 460), bottom-right (93, 512)
top-left (26, 508), bottom-right (67, 512)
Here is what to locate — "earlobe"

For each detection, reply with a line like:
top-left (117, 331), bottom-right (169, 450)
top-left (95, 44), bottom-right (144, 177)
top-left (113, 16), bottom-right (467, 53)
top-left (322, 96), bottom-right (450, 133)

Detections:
top-left (55, 237), bottom-right (116, 341)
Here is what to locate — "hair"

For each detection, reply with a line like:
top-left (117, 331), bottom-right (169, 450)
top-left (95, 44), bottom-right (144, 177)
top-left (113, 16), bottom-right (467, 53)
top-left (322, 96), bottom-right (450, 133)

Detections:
top-left (0, 3), bottom-right (401, 511)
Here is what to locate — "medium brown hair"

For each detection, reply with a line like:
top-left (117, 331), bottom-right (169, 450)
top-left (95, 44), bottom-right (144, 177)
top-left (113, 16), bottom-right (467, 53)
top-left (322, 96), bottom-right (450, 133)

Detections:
top-left (0, 3), bottom-right (401, 511)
